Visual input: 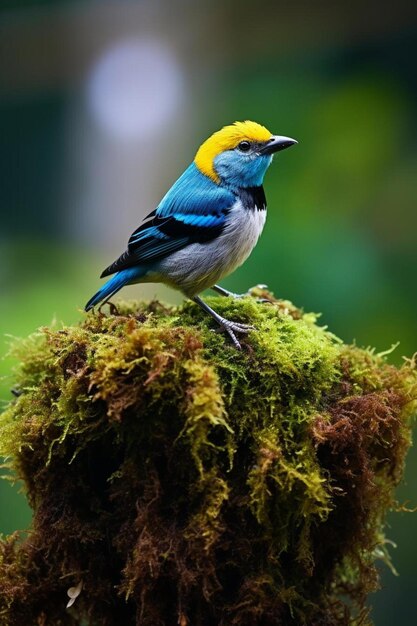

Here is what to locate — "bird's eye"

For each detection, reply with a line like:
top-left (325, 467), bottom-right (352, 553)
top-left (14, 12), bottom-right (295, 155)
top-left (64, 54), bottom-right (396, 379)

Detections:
top-left (238, 141), bottom-right (251, 152)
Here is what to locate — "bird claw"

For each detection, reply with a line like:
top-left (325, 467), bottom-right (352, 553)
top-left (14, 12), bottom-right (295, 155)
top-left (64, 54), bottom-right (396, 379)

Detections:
top-left (218, 290), bottom-right (246, 299)
top-left (233, 284), bottom-right (270, 301)
top-left (213, 284), bottom-right (270, 302)
top-left (215, 322), bottom-right (254, 334)
top-left (225, 329), bottom-right (242, 349)
top-left (214, 319), bottom-right (255, 349)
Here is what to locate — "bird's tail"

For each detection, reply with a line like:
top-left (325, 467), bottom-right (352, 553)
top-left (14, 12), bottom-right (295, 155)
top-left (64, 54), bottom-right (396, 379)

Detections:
top-left (85, 267), bottom-right (144, 311)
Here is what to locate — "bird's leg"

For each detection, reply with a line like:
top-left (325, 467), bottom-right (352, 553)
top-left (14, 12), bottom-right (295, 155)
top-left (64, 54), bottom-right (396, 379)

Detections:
top-left (211, 284), bottom-right (245, 299)
top-left (193, 295), bottom-right (254, 349)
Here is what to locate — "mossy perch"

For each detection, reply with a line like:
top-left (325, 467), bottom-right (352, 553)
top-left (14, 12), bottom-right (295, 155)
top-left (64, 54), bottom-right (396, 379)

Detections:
top-left (0, 288), bottom-right (416, 626)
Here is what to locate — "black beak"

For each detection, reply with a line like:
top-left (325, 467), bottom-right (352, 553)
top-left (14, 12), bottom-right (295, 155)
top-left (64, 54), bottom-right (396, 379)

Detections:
top-left (259, 135), bottom-right (298, 155)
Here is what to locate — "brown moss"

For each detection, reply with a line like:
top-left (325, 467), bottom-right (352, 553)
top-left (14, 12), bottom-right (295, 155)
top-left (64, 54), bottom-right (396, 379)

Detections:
top-left (0, 293), bottom-right (415, 626)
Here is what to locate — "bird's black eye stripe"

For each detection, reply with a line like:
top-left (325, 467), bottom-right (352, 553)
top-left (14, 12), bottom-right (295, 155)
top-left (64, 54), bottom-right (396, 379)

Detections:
top-left (237, 140), bottom-right (251, 152)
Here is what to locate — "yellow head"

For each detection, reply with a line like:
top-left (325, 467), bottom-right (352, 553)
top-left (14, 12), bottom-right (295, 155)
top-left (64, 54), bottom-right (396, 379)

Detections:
top-left (195, 121), bottom-right (272, 183)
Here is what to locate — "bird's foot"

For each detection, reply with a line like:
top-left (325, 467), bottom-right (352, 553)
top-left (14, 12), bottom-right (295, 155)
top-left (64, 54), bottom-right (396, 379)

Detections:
top-left (214, 317), bottom-right (255, 349)
top-left (227, 291), bottom-right (246, 299)
top-left (246, 284), bottom-right (275, 304)
top-left (211, 285), bottom-right (246, 299)
top-left (192, 295), bottom-right (254, 349)
top-left (212, 284), bottom-right (271, 302)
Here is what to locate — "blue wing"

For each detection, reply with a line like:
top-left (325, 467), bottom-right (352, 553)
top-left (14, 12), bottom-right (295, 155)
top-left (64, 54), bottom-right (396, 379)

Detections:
top-left (100, 163), bottom-right (235, 278)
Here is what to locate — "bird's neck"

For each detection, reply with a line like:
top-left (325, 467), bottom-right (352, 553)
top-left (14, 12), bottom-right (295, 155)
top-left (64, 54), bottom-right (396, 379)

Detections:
top-left (237, 185), bottom-right (267, 212)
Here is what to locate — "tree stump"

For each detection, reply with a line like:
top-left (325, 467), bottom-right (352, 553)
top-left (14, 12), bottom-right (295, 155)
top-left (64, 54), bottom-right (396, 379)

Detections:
top-left (0, 289), bottom-right (415, 625)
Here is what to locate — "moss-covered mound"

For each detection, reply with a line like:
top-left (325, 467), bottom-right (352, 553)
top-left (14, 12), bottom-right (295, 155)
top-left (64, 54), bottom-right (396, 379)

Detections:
top-left (0, 290), bottom-right (416, 626)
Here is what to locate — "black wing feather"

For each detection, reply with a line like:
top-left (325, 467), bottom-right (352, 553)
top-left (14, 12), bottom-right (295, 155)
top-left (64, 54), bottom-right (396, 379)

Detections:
top-left (100, 213), bottom-right (228, 278)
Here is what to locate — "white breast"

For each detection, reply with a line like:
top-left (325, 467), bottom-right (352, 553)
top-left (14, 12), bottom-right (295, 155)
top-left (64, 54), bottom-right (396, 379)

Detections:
top-left (157, 200), bottom-right (267, 296)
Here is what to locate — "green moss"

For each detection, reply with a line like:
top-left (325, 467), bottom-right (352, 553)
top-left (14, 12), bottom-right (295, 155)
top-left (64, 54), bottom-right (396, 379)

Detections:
top-left (0, 291), bottom-right (415, 625)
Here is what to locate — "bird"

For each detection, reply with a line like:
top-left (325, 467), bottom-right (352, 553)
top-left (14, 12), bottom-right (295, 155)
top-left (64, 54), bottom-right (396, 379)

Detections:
top-left (85, 120), bottom-right (297, 348)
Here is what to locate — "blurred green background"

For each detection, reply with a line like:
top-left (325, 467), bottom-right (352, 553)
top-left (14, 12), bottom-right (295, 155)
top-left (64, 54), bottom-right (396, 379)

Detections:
top-left (1, 1), bottom-right (416, 623)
